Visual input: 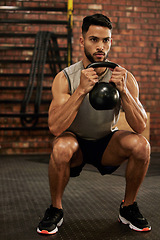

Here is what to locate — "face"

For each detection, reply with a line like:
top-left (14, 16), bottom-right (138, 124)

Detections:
top-left (80, 25), bottom-right (112, 64)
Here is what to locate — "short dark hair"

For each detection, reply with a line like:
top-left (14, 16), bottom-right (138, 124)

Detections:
top-left (82, 14), bottom-right (112, 35)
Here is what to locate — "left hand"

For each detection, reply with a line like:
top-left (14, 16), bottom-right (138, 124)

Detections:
top-left (109, 66), bottom-right (128, 94)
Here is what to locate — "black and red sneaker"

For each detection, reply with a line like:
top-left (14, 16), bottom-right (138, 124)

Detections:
top-left (118, 202), bottom-right (151, 232)
top-left (37, 205), bottom-right (63, 235)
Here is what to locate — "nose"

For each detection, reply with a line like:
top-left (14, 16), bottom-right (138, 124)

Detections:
top-left (96, 41), bottom-right (104, 51)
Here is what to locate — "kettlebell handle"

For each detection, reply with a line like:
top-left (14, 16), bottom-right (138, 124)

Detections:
top-left (86, 61), bottom-right (119, 69)
top-left (87, 61), bottom-right (120, 110)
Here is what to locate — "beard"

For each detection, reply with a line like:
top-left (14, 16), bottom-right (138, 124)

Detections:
top-left (84, 46), bottom-right (108, 63)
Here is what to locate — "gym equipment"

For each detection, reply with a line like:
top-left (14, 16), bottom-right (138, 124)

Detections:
top-left (86, 62), bottom-right (120, 110)
top-left (67, 0), bottom-right (73, 66)
top-left (0, 3), bottom-right (72, 130)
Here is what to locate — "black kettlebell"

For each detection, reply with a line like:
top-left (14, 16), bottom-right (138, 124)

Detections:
top-left (86, 62), bottom-right (120, 110)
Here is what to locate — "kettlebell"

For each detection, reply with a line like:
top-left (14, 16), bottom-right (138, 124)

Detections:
top-left (86, 62), bottom-right (121, 110)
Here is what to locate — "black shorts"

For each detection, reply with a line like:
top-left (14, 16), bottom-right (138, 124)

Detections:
top-left (70, 130), bottom-right (120, 177)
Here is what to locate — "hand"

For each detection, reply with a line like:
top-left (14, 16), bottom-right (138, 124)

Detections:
top-left (80, 68), bottom-right (99, 94)
top-left (109, 66), bottom-right (128, 94)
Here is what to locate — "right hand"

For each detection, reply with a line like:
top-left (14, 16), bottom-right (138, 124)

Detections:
top-left (79, 68), bottom-right (99, 94)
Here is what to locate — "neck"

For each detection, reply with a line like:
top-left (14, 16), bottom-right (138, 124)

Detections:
top-left (82, 59), bottom-right (90, 69)
top-left (96, 67), bottom-right (107, 76)
top-left (82, 59), bottom-right (107, 75)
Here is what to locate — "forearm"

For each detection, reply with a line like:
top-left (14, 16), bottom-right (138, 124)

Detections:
top-left (121, 89), bottom-right (147, 133)
top-left (48, 86), bottom-right (86, 136)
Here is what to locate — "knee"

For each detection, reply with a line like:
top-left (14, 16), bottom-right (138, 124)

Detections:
top-left (52, 137), bottom-right (78, 165)
top-left (132, 134), bottom-right (150, 164)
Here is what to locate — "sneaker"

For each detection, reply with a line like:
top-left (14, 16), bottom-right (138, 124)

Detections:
top-left (37, 205), bottom-right (63, 235)
top-left (118, 202), bottom-right (151, 232)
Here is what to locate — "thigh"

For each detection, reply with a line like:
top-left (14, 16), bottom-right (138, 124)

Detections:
top-left (101, 130), bottom-right (144, 166)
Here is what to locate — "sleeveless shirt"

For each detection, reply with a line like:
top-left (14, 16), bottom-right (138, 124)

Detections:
top-left (63, 60), bottom-right (121, 140)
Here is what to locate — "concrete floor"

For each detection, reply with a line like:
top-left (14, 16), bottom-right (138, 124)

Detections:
top-left (0, 153), bottom-right (159, 240)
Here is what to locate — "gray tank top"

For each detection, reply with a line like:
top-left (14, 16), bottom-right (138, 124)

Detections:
top-left (63, 60), bottom-right (121, 140)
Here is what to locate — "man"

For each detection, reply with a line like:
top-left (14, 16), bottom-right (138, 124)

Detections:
top-left (37, 14), bottom-right (151, 235)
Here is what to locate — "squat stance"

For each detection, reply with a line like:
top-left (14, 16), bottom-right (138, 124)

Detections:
top-left (37, 14), bottom-right (151, 235)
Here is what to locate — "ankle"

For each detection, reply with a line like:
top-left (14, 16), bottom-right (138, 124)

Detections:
top-left (51, 204), bottom-right (63, 210)
top-left (122, 200), bottom-right (135, 208)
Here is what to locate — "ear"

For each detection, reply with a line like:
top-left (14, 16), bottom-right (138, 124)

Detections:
top-left (108, 38), bottom-right (112, 51)
top-left (80, 35), bottom-right (84, 47)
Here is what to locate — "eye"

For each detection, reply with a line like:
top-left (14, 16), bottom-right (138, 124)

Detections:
top-left (103, 38), bottom-right (111, 43)
top-left (90, 37), bottom-right (97, 42)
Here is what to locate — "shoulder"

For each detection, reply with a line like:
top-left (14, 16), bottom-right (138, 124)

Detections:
top-left (51, 61), bottom-right (83, 94)
top-left (64, 61), bottom-right (84, 76)
top-left (52, 70), bottom-right (69, 94)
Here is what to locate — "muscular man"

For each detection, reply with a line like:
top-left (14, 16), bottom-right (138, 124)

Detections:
top-left (37, 14), bottom-right (151, 235)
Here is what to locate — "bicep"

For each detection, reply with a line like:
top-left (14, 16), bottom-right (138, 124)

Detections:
top-left (49, 71), bottom-right (71, 112)
top-left (126, 72), bottom-right (139, 100)
top-left (125, 72), bottom-right (146, 115)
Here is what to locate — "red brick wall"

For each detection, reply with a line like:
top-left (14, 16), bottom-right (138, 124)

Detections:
top-left (0, 0), bottom-right (160, 154)
top-left (72, 0), bottom-right (160, 152)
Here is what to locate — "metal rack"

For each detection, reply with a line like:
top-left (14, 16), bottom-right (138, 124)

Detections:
top-left (0, 1), bottom-right (73, 130)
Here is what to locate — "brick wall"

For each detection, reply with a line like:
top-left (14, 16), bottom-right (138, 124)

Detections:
top-left (0, 0), bottom-right (160, 154)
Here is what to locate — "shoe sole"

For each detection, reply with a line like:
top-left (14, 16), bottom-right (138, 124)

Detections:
top-left (37, 218), bottom-right (63, 235)
top-left (118, 215), bottom-right (151, 232)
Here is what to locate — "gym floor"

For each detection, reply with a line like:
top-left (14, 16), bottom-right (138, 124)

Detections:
top-left (0, 153), bottom-right (160, 240)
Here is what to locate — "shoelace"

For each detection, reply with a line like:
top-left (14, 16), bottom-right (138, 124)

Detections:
top-left (128, 203), bottom-right (144, 219)
top-left (43, 206), bottom-right (61, 221)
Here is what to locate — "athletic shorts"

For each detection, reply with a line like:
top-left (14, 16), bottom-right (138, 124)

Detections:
top-left (70, 130), bottom-right (120, 177)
